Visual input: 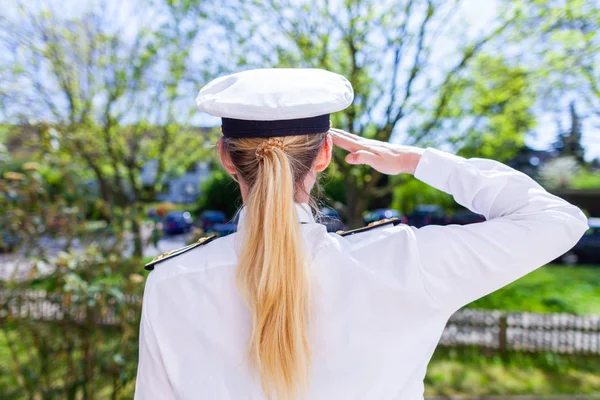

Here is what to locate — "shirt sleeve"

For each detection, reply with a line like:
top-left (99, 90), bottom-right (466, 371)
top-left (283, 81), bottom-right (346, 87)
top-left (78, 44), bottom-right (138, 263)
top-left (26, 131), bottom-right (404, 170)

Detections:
top-left (134, 276), bottom-right (176, 399)
top-left (411, 148), bottom-right (589, 312)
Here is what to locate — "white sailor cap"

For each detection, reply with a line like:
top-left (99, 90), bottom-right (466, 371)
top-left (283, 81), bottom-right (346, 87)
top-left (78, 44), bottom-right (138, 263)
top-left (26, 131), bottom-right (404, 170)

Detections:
top-left (196, 68), bottom-right (354, 138)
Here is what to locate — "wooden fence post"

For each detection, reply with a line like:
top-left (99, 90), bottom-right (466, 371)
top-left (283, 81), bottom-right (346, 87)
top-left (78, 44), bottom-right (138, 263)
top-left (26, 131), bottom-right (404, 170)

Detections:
top-left (499, 313), bottom-right (508, 353)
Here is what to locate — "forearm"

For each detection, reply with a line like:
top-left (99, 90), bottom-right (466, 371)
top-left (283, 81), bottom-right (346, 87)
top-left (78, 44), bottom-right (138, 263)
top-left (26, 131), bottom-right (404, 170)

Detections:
top-left (414, 148), bottom-right (587, 224)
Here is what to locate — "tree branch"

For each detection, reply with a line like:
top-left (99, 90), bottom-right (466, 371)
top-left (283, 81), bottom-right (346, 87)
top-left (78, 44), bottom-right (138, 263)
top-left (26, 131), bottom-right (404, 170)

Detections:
top-left (381, 0), bottom-right (436, 141)
top-left (415, 15), bottom-right (516, 143)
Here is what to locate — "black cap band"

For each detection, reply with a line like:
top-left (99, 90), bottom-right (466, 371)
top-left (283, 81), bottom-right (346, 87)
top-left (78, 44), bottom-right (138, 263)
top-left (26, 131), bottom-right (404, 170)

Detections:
top-left (221, 114), bottom-right (330, 138)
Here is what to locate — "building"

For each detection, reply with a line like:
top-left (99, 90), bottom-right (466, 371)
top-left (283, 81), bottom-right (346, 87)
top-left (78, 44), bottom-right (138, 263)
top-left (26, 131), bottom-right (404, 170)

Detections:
top-left (141, 159), bottom-right (211, 204)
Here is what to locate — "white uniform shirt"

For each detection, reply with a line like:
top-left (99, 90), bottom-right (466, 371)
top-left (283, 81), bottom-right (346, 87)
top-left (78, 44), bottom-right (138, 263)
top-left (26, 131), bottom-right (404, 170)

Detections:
top-left (135, 148), bottom-right (588, 400)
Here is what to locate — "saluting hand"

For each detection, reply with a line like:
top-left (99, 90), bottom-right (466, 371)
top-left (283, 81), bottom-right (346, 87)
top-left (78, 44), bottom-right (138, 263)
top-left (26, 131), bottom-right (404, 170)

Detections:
top-left (329, 128), bottom-right (424, 176)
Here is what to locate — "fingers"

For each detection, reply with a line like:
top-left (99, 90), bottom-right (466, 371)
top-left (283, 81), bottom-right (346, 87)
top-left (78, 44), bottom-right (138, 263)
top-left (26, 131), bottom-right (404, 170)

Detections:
top-left (329, 128), bottom-right (360, 140)
top-left (330, 128), bottom-right (388, 171)
top-left (345, 150), bottom-right (381, 166)
top-left (329, 128), bottom-right (366, 144)
top-left (330, 127), bottom-right (384, 148)
top-left (330, 130), bottom-right (368, 153)
top-left (331, 135), bottom-right (364, 153)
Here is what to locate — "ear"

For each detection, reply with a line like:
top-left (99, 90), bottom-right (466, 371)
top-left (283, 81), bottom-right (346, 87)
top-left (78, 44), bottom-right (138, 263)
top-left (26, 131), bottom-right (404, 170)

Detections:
top-left (313, 134), bottom-right (333, 172)
top-left (217, 138), bottom-right (237, 174)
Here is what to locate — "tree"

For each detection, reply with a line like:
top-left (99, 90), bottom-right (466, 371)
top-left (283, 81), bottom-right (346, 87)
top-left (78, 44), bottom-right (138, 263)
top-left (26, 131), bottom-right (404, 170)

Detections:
top-left (509, 0), bottom-right (599, 148)
top-left (214, 0), bottom-right (521, 226)
top-left (0, 1), bottom-right (216, 256)
top-left (554, 101), bottom-right (586, 163)
top-left (439, 54), bottom-right (536, 161)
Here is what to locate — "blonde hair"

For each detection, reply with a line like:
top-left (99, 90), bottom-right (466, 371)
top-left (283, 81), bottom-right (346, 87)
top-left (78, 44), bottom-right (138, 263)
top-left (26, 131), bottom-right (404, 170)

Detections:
top-left (222, 133), bottom-right (328, 399)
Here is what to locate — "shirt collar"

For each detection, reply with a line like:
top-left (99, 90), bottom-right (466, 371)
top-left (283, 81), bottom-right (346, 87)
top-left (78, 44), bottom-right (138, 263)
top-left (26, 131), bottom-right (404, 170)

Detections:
top-left (236, 202), bottom-right (315, 229)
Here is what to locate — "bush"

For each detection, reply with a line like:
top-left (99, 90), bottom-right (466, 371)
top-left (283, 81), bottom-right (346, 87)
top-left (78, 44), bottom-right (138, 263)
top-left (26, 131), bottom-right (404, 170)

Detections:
top-left (193, 169), bottom-right (242, 218)
top-left (391, 176), bottom-right (455, 215)
top-left (1, 251), bottom-right (144, 399)
top-left (0, 162), bottom-right (144, 399)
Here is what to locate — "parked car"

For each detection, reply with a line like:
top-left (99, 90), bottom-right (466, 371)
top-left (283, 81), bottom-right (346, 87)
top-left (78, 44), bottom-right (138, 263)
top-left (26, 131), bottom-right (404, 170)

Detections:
top-left (364, 209), bottom-right (408, 225)
top-left (407, 205), bottom-right (449, 227)
top-left (559, 218), bottom-right (600, 265)
top-left (319, 207), bottom-right (345, 232)
top-left (210, 222), bottom-right (238, 237)
top-left (205, 214), bottom-right (238, 237)
top-left (199, 210), bottom-right (227, 232)
top-left (448, 210), bottom-right (486, 225)
top-left (163, 211), bottom-right (194, 235)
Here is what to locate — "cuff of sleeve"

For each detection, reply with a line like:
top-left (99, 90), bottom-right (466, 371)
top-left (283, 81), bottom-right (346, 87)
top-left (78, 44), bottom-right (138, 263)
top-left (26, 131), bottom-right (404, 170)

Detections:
top-left (414, 148), bottom-right (464, 194)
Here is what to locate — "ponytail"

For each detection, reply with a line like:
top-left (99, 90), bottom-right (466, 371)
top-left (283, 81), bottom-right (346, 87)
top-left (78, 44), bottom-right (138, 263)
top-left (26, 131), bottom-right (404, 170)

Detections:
top-left (236, 146), bottom-right (310, 399)
top-left (222, 133), bottom-right (327, 399)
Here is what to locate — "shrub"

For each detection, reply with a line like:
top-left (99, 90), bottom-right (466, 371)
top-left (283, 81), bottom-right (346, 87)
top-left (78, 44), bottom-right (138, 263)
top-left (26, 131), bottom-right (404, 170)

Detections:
top-left (193, 169), bottom-right (242, 218)
top-left (0, 162), bottom-right (144, 399)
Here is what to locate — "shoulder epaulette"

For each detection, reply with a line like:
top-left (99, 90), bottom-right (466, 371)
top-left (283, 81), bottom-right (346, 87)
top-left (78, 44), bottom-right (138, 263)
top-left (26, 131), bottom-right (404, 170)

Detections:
top-left (144, 234), bottom-right (218, 271)
top-left (336, 217), bottom-right (401, 237)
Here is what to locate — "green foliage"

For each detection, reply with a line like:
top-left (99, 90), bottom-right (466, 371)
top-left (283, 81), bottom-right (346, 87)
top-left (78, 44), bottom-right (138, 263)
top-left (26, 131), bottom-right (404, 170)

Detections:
top-left (391, 176), bottom-right (455, 215)
top-left (318, 169), bottom-right (347, 206)
top-left (572, 168), bottom-right (600, 189)
top-left (510, 0), bottom-right (600, 119)
top-left (1, 155), bottom-right (110, 221)
top-left (1, 255), bottom-right (143, 400)
top-left (193, 169), bottom-right (242, 218)
top-left (467, 265), bottom-right (600, 315)
top-left (442, 55), bottom-right (536, 162)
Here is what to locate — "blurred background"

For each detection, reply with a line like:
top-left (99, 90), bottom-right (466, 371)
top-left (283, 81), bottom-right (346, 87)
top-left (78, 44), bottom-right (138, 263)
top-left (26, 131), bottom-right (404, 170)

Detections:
top-left (1, 0), bottom-right (599, 398)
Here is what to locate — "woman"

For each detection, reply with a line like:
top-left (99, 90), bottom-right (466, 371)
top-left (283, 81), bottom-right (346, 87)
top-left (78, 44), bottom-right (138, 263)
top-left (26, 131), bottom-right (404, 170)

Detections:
top-left (135, 68), bottom-right (588, 400)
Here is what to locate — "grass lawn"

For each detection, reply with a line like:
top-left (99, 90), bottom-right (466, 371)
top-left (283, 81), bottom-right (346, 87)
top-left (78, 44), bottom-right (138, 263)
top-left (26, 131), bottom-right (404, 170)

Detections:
top-left (465, 264), bottom-right (600, 315)
top-left (425, 347), bottom-right (600, 396)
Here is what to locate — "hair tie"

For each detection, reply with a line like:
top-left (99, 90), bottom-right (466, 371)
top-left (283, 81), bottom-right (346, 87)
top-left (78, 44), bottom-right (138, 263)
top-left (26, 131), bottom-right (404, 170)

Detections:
top-left (255, 138), bottom-right (286, 161)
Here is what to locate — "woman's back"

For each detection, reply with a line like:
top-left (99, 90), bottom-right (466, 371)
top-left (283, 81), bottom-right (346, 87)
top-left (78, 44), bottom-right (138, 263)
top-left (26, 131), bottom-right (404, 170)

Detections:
top-left (136, 149), bottom-right (588, 400)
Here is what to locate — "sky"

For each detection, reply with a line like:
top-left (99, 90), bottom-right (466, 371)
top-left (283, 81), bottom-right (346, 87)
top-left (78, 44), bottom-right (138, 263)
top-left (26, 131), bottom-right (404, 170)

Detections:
top-left (3, 0), bottom-right (599, 160)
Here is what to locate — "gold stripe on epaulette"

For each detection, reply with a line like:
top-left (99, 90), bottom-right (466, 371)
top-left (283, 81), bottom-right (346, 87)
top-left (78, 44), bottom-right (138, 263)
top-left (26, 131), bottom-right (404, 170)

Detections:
top-left (144, 234), bottom-right (218, 271)
top-left (336, 217), bottom-right (401, 237)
